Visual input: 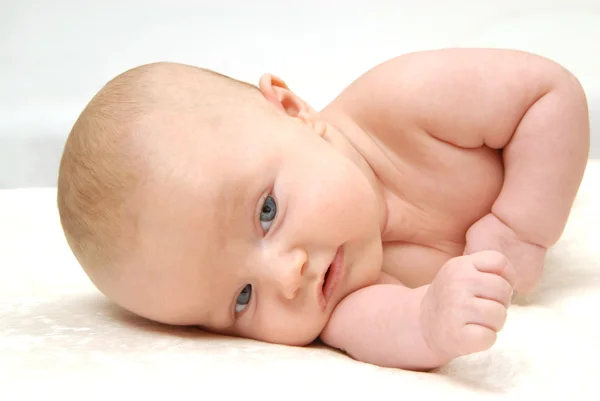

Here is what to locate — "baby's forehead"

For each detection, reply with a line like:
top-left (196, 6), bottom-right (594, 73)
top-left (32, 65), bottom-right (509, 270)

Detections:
top-left (134, 108), bottom-right (285, 209)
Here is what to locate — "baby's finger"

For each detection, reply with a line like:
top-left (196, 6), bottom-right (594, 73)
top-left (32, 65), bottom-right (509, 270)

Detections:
top-left (466, 297), bottom-right (508, 332)
top-left (469, 251), bottom-right (517, 288)
top-left (471, 273), bottom-right (514, 307)
top-left (460, 324), bottom-right (497, 355)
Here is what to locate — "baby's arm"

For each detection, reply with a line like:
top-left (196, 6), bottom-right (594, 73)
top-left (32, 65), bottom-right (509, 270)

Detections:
top-left (461, 57), bottom-right (590, 292)
top-left (321, 283), bottom-right (439, 371)
top-left (331, 48), bottom-right (590, 293)
top-left (321, 251), bottom-right (515, 371)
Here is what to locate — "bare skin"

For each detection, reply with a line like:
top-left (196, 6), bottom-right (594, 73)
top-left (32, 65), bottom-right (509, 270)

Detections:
top-left (95, 48), bottom-right (589, 371)
top-left (319, 48), bottom-right (589, 370)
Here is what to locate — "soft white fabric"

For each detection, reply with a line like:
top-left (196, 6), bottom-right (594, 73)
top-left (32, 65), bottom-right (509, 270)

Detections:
top-left (1, 161), bottom-right (599, 401)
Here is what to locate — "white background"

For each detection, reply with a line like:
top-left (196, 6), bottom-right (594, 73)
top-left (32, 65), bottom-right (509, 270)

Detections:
top-left (2, 0), bottom-right (599, 187)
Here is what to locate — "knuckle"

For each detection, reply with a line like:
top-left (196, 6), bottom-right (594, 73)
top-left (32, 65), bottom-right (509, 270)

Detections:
top-left (504, 280), bottom-right (514, 297)
top-left (492, 275), bottom-right (512, 294)
top-left (498, 305), bottom-right (508, 321)
top-left (491, 304), bottom-right (508, 329)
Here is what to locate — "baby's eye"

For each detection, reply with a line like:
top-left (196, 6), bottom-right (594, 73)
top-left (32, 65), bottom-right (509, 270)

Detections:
top-left (236, 284), bottom-right (252, 313)
top-left (260, 195), bottom-right (277, 232)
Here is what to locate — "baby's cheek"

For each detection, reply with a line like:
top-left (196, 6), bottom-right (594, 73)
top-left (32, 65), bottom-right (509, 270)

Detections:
top-left (338, 177), bottom-right (379, 229)
top-left (248, 305), bottom-right (326, 346)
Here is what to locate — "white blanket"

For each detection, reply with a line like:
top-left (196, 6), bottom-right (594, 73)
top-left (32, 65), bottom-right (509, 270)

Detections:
top-left (1, 161), bottom-right (599, 401)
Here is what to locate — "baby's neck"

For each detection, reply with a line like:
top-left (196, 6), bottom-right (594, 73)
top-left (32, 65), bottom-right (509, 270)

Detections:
top-left (320, 110), bottom-right (391, 237)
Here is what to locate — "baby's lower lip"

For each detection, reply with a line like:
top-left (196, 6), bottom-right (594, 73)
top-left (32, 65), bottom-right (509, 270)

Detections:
top-left (320, 246), bottom-right (344, 310)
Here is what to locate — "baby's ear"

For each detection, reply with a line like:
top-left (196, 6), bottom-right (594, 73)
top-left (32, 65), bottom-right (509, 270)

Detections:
top-left (258, 74), bottom-right (325, 137)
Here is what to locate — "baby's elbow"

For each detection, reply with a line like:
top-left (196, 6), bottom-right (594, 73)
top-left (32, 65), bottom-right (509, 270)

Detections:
top-left (545, 65), bottom-right (590, 150)
top-left (563, 71), bottom-right (591, 152)
top-left (553, 66), bottom-right (589, 114)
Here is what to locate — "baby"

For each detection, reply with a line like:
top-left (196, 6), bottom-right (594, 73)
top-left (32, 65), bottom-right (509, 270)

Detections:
top-left (57, 48), bottom-right (590, 371)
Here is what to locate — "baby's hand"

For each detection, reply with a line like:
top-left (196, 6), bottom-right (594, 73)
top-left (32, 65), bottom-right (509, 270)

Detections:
top-left (420, 251), bottom-right (516, 360)
top-left (464, 213), bottom-right (547, 294)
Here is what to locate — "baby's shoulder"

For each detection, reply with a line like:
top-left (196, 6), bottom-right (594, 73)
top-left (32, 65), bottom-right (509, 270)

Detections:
top-left (322, 51), bottom-right (438, 139)
top-left (324, 48), bottom-right (560, 154)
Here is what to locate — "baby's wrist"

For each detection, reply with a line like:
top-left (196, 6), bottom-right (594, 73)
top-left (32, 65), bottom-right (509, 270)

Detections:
top-left (465, 213), bottom-right (547, 293)
top-left (465, 213), bottom-right (529, 255)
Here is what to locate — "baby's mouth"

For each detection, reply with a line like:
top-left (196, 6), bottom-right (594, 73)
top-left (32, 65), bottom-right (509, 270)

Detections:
top-left (322, 265), bottom-right (331, 291)
top-left (320, 246), bottom-right (344, 309)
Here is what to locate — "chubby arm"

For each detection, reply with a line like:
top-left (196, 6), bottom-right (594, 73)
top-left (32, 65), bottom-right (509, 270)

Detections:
top-left (320, 251), bottom-right (515, 371)
top-left (489, 72), bottom-right (589, 247)
top-left (463, 66), bottom-right (589, 291)
top-left (333, 48), bottom-right (590, 291)
top-left (320, 282), bottom-right (446, 371)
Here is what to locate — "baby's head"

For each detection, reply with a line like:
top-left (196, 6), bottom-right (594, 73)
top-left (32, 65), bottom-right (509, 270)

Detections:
top-left (57, 62), bottom-right (383, 345)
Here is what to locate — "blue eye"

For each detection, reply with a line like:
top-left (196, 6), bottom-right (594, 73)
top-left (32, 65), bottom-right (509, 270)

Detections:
top-left (236, 284), bottom-right (252, 313)
top-left (260, 195), bottom-right (277, 232)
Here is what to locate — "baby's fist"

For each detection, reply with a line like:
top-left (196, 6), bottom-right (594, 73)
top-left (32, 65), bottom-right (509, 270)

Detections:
top-left (420, 251), bottom-right (516, 359)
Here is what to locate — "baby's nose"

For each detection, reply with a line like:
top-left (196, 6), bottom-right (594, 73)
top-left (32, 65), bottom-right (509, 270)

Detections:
top-left (271, 248), bottom-right (308, 300)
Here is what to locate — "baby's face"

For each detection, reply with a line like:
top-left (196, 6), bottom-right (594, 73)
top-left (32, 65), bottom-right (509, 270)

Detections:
top-left (115, 112), bottom-right (384, 345)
